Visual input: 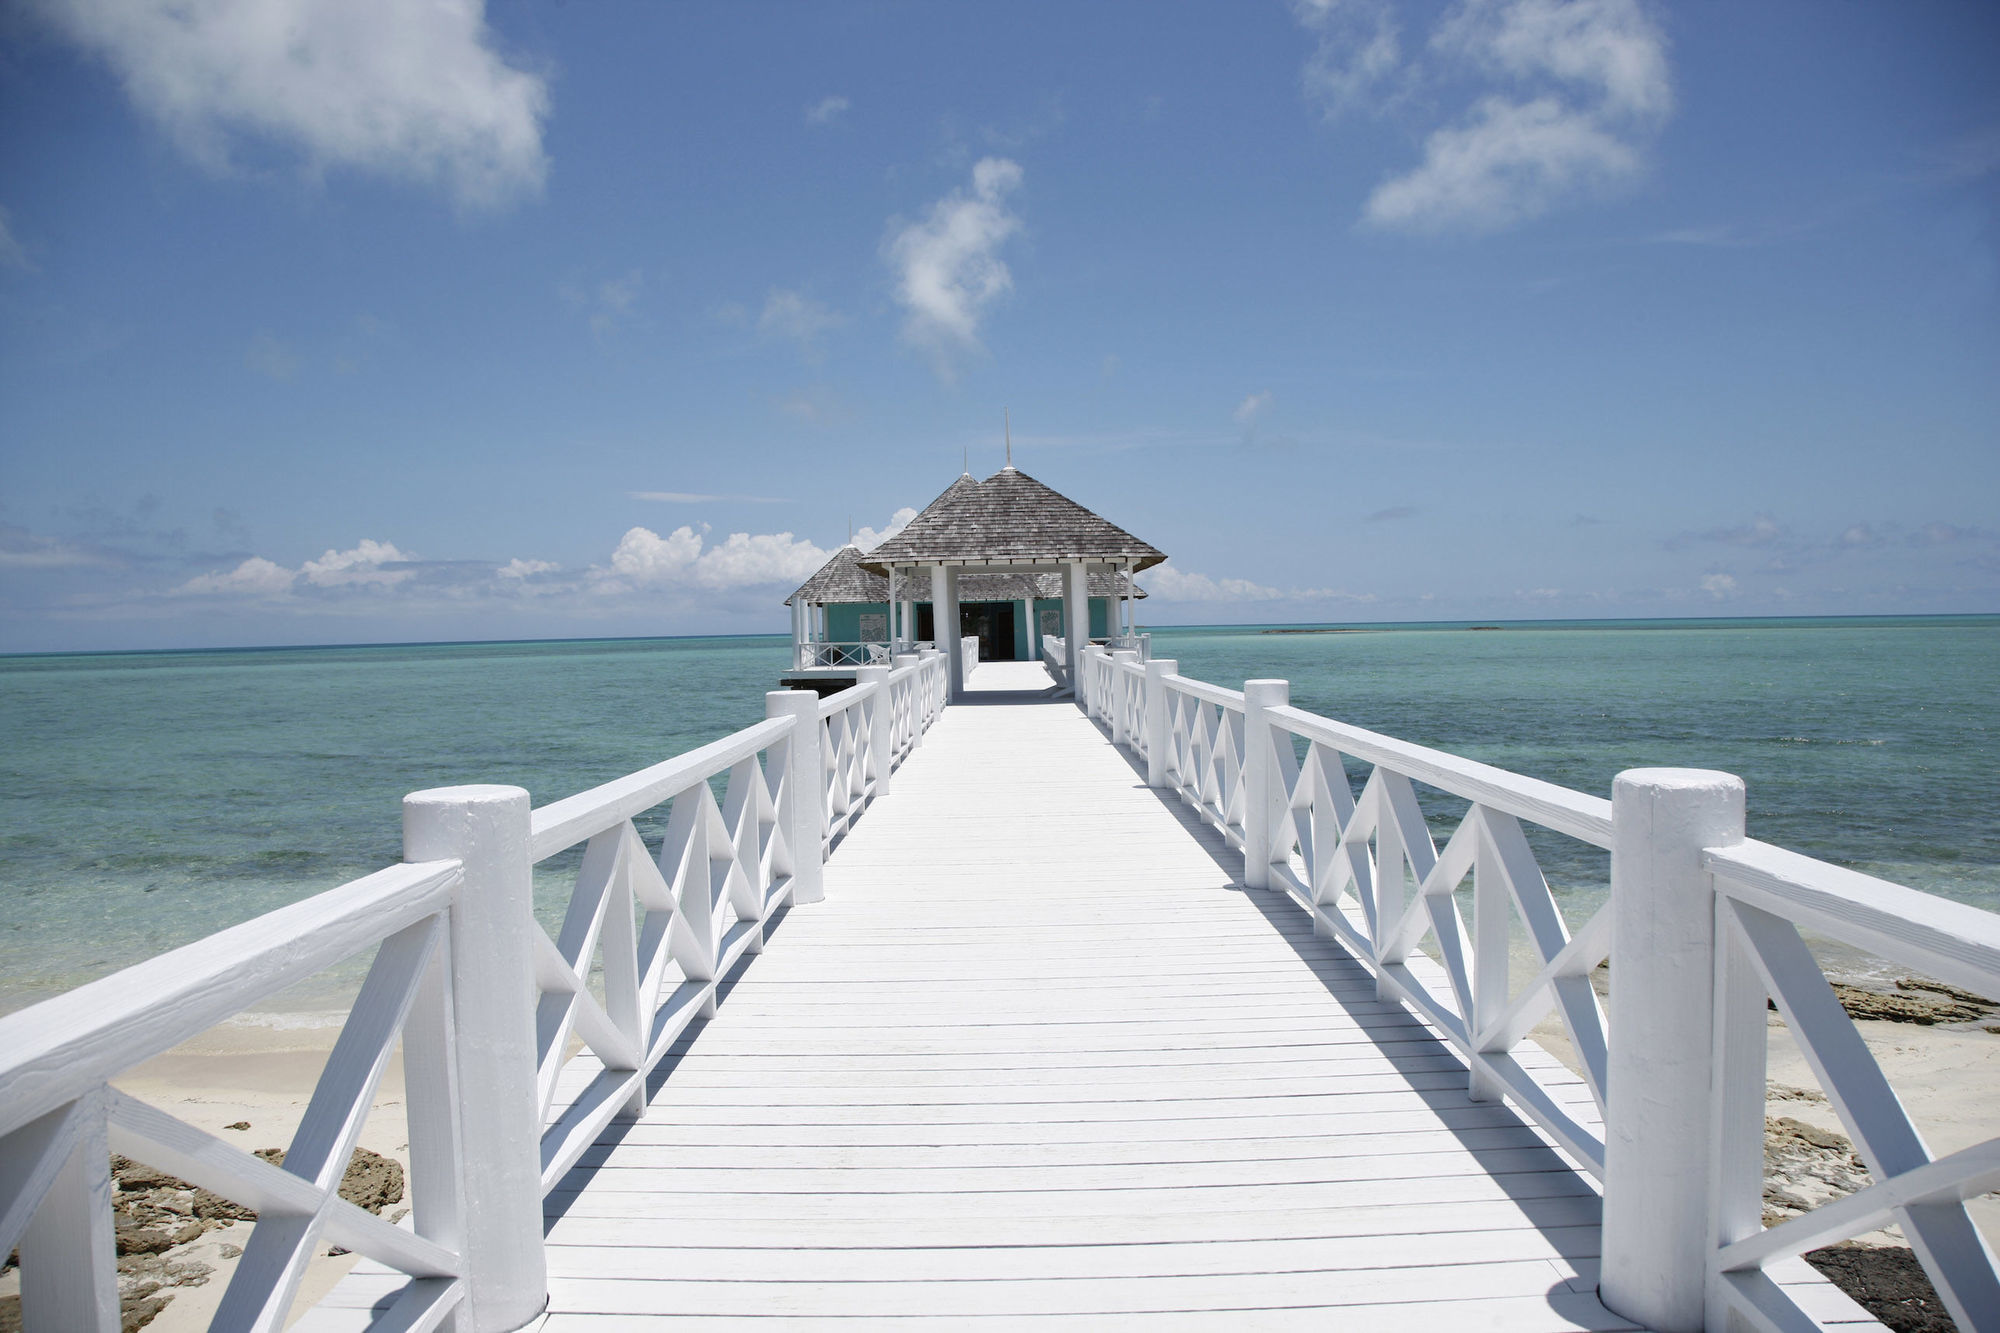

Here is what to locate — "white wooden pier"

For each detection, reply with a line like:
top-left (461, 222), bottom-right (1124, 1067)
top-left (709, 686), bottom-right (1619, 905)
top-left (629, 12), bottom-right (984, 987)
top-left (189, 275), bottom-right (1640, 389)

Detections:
top-left (4, 644), bottom-right (1997, 1332)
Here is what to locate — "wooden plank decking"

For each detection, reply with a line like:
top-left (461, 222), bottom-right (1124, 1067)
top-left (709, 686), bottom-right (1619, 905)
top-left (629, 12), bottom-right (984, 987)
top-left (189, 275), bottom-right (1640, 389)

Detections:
top-left (533, 696), bottom-right (1644, 1330)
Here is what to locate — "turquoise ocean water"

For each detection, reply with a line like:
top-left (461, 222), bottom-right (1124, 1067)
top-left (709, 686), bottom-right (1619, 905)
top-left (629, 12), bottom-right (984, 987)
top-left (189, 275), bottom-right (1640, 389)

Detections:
top-left (1, 616), bottom-right (1994, 1013)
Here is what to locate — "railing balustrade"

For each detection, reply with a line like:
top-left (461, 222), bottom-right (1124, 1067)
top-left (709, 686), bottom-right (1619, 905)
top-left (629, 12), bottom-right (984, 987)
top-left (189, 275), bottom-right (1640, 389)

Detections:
top-left (0, 660), bottom-right (951, 1332)
top-left (1087, 658), bottom-right (2000, 1333)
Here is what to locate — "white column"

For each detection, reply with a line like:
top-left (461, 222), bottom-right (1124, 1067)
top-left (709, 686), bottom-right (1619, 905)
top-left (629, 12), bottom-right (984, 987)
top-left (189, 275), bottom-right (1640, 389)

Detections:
top-left (1240, 680), bottom-right (1289, 891)
top-left (402, 784), bottom-right (546, 1332)
top-left (941, 566), bottom-right (964, 703)
top-left (886, 566), bottom-right (899, 649)
top-left (1065, 561), bottom-right (1088, 707)
top-left (1599, 768), bottom-right (1746, 1333)
top-left (765, 691), bottom-right (824, 905)
top-left (929, 564), bottom-right (947, 653)
top-left (1144, 658), bottom-right (1177, 789)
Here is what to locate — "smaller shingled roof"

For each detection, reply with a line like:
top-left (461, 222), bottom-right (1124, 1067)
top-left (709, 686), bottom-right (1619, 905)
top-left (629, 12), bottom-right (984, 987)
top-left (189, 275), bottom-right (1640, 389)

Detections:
top-left (861, 467), bottom-right (1166, 572)
top-left (784, 545), bottom-right (888, 607)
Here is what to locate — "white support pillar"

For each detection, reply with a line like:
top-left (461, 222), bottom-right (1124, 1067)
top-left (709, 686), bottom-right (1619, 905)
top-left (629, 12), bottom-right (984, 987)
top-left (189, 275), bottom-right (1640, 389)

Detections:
top-left (1240, 680), bottom-right (1289, 891)
top-left (856, 665), bottom-right (892, 795)
top-left (886, 566), bottom-right (899, 649)
top-left (1110, 649), bottom-right (1139, 746)
top-left (1144, 658), bottom-right (1177, 789)
top-left (941, 566), bottom-right (964, 703)
top-left (402, 784), bottom-right (547, 1332)
top-left (1599, 768), bottom-right (1746, 1333)
top-left (1065, 561), bottom-right (1088, 707)
top-left (765, 691), bottom-right (824, 905)
top-left (929, 564), bottom-right (947, 655)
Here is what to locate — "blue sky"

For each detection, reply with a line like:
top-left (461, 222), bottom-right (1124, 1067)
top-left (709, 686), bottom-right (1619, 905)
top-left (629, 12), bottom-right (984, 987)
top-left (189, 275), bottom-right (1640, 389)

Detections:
top-left (1, 0), bottom-right (1995, 652)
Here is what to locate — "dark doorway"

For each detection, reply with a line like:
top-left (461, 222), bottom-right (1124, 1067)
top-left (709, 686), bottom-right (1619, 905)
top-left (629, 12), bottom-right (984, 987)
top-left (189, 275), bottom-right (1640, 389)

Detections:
top-left (960, 602), bottom-right (1017, 663)
top-left (916, 603), bottom-right (934, 641)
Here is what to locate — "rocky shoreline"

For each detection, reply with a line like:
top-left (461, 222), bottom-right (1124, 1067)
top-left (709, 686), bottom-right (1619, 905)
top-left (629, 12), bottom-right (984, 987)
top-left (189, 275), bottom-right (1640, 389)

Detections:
top-left (0, 1145), bottom-right (403, 1332)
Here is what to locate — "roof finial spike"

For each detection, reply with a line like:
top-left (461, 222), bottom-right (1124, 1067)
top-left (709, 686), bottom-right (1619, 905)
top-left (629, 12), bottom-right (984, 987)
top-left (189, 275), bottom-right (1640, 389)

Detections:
top-left (1004, 408), bottom-right (1012, 469)
top-left (962, 444), bottom-right (970, 477)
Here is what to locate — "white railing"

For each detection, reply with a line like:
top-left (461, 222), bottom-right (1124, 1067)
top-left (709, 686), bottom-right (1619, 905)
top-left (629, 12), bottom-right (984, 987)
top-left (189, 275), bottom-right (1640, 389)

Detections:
top-left (1041, 635), bottom-right (1068, 691)
top-left (0, 862), bottom-right (468, 1332)
top-left (0, 671), bottom-right (950, 1332)
top-left (793, 640), bottom-right (890, 669)
top-left (1704, 840), bottom-right (2000, 1330)
top-left (960, 635), bottom-right (980, 689)
top-left (1088, 658), bottom-right (2000, 1333)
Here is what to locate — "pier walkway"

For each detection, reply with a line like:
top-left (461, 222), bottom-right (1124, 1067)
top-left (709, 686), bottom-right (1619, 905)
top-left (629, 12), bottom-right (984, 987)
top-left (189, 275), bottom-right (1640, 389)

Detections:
top-left (15, 642), bottom-right (1985, 1332)
top-left (532, 698), bottom-right (1630, 1329)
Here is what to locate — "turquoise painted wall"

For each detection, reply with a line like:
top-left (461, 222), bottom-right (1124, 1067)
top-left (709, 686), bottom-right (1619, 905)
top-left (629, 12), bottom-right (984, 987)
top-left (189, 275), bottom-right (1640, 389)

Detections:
top-left (819, 596), bottom-right (1114, 657)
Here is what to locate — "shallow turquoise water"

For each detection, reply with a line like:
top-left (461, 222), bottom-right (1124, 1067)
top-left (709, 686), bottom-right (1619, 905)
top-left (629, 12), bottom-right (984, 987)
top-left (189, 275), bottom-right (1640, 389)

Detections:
top-left (1, 617), bottom-right (1994, 1011)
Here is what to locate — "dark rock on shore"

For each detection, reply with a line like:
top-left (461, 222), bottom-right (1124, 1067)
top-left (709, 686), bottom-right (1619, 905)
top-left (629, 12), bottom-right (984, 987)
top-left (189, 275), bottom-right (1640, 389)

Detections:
top-left (1806, 1245), bottom-right (1958, 1332)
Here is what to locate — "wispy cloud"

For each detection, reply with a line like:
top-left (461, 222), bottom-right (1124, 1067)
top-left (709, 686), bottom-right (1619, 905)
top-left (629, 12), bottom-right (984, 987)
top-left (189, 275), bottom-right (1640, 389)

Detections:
top-left (564, 269), bottom-right (645, 339)
top-left (0, 205), bottom-right (34, 271)
top-left (1144, 561), bottom-right (1377, 605)
top-left (1367, 505), bottom-right (1418, 522)
top-left (884, 157), bottom-right (1025, 380)
top-left (244, 330), bottom-right (299, 381)
top-left (630, 491), bottom-right (789, 504)
top-left (1234, 391), bottom-right (1273, 425)
top-left (804, 94), bottom-right (850, 126)
top-left (0, 526), bottom-right (118, 569)
top-left (1293, 0), bottom-right (1402, 121)
top-left (30, 0), bottom-right (550, 209)
top-left (758, 288), bottom-right (843, 358)
top-left (1295, 0), bottom-right (1673, 233)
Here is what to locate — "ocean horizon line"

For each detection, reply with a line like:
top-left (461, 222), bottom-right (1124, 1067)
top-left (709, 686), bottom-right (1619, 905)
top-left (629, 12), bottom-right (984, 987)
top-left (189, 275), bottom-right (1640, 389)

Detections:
top-left (4, 609), bottom-right (1997, 663)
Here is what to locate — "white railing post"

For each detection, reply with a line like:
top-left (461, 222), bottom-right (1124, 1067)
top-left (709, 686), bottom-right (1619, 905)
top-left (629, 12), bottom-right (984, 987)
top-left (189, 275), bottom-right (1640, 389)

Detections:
top-left (1599, 768), bottom-right (1745, 1333)
top-left (1110, 650), bottom-right (1139, 746)
top-left (766, 691), bottom-right (825, 905)
top-left (1144, 659), bottom-right (1177, 788)
top-left (402, 784), bottom-right (546, 1333)
top-left (17, 1090), bottom-right (118, 1332)
top-left (857, 665), bottom-right (892, 796)
top-left (894, 654), bottom-right (922, 750)
top-left (1241, 680), bottom-right (1289, 890)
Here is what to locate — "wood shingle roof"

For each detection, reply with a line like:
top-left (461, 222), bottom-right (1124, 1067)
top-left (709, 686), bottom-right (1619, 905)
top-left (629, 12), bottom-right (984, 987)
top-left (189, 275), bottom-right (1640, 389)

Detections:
top-left (783, 545), bottom-right (887, 607)
top-left (860, 467), bottom-right (1166, 572)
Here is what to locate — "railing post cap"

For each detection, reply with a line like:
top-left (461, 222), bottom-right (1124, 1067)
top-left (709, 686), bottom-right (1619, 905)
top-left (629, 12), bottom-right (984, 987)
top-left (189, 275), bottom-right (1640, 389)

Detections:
top-left (1244, 678), bottom-right (1289, 703)
top-left (403, 783), bottom-right (529, 811)
top-left (1146, 657), bottom-right (1177, 674)
top-left (1612, 768), bottom-right (1744, 799)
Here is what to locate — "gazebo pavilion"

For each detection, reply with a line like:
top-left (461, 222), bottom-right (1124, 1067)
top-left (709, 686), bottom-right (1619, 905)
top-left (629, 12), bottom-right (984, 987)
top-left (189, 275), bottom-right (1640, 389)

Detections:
top-left (859, 464), bottom-right (1167, 702)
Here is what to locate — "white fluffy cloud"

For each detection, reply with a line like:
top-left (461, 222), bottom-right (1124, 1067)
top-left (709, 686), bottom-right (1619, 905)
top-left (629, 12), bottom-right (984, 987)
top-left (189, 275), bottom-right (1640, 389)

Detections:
top-left (1295, 0), bottom-right (1671, 232)
top-left (32, 0), bottom-right (550, 209)
top-left (299, 538), bottom-right (416, 587)
top-left (854, 507), bottom-right (918, 552)
top-left (174, 555), bottom-right (296, 597)
top-left (1145, 565), bottom-right (1286, 603)
top-left (1145, 562), bottom-right (1377, 606)
top-left (885, 158), bottom-right (1024, 377)
top-left (173, 539), bottom-right (414, 596)
top-left (607, 525), bottom-right (829, 591)
top-left (1365, 95), bottom-right (1637, 231)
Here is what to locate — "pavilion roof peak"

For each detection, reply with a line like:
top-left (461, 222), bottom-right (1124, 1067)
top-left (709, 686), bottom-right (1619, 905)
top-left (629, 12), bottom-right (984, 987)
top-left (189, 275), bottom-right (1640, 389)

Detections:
top-left (860, 466), bottom-right (1166, 573)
